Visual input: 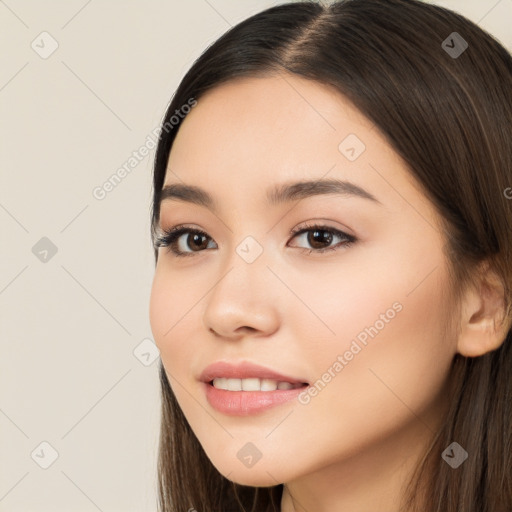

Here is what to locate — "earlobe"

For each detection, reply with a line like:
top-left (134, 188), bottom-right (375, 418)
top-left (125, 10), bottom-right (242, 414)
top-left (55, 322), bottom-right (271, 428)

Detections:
top-left (456, 264), bottom-right (509, 358)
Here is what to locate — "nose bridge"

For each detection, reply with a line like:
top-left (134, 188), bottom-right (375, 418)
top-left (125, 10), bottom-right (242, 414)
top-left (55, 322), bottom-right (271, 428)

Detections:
top-left (202, 230), bottom-right (280, 337)
top-left (212, 231), bottom-right (270, 302)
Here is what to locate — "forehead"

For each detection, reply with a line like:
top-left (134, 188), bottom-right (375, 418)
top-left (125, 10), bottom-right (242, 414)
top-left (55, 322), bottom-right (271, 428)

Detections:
top-left (163, 73), bottom-right (437, 228)
top-left (168, 73), bottom-right (375, 167)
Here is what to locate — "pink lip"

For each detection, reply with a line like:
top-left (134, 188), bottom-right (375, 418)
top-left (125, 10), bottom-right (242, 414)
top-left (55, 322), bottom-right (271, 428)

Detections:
top-left (199, 361), bottom-right (308, 385)
top-left (199, 361), bottom-right (309, 416)
top-left (203, 383), bottom-right (307, 416)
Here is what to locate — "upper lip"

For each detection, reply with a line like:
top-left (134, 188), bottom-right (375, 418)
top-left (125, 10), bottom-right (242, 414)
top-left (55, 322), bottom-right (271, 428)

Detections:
top-left (199, 361), bottom-right (309, 385)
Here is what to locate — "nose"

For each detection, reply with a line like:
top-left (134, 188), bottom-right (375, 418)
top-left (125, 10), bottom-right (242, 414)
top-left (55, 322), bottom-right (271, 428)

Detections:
top-left (202, 244), bottom-right (280, 340)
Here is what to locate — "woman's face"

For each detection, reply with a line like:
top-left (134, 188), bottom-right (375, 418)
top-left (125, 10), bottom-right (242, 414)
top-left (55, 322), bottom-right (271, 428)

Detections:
top-left (149, 73), bottom-right (457, 487)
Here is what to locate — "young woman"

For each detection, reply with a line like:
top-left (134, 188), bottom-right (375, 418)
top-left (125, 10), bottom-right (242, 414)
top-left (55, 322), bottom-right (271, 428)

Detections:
top-left (148, 1), bottom-right (512, 510)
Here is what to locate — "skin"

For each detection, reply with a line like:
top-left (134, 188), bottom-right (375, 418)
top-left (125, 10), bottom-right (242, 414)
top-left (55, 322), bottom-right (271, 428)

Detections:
top-left (149, 73), bottom-right (506, 512)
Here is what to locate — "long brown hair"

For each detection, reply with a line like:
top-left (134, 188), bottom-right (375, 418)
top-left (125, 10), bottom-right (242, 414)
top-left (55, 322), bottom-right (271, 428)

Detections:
top-left (150, 1), bottom-right (512, 510)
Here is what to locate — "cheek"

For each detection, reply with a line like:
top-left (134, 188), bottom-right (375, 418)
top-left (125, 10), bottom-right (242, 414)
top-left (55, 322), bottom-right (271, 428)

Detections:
top-left (149, 259), bottom-right (203, 338)
top-left (149, 264), bottom-right (191, 360)
top-left (148, 267), bottom-right (170, 344)
top-left (297, 259), bottom-right (454, 435)
top-left (300, 230), bottom-right (450, 354)
top-left (149, 262), bottom-right (211, 387)
top-left (278, 249), bottom-right (412, 350)
top-left (289, 238), bottom-right (454, 413)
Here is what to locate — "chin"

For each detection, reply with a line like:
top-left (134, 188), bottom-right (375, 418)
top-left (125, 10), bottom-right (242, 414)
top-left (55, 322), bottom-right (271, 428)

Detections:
top-left (221, 468), bottom-right (283, 488)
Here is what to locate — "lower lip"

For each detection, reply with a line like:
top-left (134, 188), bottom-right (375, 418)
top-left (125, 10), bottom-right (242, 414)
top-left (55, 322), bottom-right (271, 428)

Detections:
top-left (203, 382), bottom-right (308, 416)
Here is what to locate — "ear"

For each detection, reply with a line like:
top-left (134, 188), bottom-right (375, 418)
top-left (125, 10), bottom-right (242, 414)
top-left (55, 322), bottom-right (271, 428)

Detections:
top-left (457, 262), bottom-right (509, 357)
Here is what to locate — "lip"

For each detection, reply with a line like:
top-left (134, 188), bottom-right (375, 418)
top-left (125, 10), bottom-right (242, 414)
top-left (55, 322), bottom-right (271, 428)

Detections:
top-left (199, 361), bottom-right (309, 416)
top-left (199, 361), bottom-right (308, 385)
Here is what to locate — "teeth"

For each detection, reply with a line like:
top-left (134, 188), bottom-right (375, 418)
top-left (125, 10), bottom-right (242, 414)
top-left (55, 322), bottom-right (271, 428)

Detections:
top-left (212, 377), bottom-right (301, 391)
top-left (261, 378), bottom-right (278, 391)
top-left (227, 378), bottom-right (242, 391)
top-left (241, 378), bottom-right (260, 391)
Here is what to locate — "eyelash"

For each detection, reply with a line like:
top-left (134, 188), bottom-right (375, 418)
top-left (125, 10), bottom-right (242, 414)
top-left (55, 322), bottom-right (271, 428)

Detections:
top-left (154, 222), bottom-right (356, 258)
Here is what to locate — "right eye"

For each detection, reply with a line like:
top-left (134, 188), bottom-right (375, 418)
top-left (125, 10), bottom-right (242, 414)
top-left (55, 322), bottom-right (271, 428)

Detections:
top-left (155, 226), bottom-right (217, 257)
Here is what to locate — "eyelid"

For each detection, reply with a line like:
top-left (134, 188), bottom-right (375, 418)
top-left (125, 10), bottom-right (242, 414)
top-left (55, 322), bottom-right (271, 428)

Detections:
top-left (287, 219), bottom-right (355, 239)
top-left (155, 221), bottom-right (356, 257)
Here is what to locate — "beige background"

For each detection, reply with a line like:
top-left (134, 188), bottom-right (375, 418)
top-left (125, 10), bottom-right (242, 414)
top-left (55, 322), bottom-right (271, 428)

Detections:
top-left (0, 1), bottom-right (510, 510)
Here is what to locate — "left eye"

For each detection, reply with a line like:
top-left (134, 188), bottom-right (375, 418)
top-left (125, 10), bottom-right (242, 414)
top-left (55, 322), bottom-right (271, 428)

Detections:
top-left (287, 224), bottom-right (356, 254)
top-left (155, 224), bottom-right (356, 257)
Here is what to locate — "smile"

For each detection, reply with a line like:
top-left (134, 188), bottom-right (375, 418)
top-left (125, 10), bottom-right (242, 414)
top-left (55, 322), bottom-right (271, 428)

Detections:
top-left (211, 377), bottom-right (305, 391)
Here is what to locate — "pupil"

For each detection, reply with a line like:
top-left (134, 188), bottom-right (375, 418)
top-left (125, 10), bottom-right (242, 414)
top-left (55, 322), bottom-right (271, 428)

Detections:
top-left (308, 230), bottom-right (332, 249)
top-left (190, 233), bottom-right (207, 250)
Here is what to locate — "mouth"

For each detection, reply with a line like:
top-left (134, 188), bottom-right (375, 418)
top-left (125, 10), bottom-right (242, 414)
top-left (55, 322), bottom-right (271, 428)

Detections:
top-left (199, 360), bottom-right (309, 388)
top-left (208, 378), bottom-right (308, 391)
top-left (199, 361), bottom-right (310, 415)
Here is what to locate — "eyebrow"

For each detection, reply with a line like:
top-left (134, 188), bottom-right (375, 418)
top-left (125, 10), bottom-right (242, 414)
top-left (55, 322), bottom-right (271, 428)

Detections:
top-left (159, 178), bottom-right (382, 213)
